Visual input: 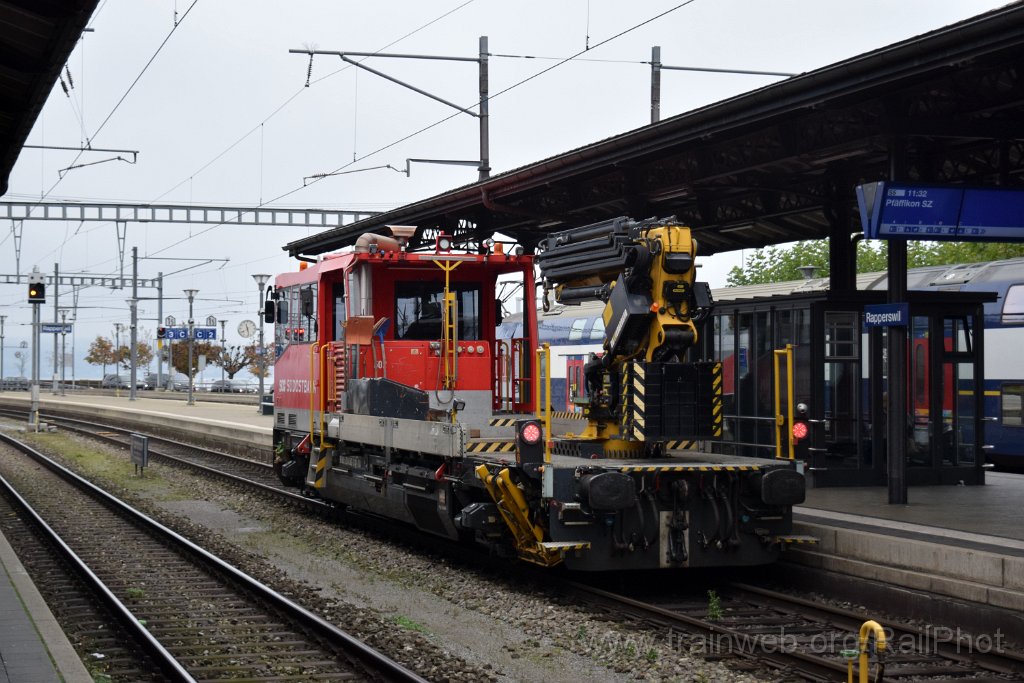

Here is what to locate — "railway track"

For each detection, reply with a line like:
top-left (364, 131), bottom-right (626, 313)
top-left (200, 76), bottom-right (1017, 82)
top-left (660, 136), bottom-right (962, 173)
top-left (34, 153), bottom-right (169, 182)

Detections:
top-left (10, 407), bottom-right (1024, 682)
top-left (0, 428), bottom-right (426, 683)
top-left (571, 579), bottom-right (1024, 682)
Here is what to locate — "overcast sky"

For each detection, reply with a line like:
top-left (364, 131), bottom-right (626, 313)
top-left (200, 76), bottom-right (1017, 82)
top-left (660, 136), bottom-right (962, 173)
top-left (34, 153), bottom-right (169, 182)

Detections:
top-left (0, 0), bottom-right (1010, 379)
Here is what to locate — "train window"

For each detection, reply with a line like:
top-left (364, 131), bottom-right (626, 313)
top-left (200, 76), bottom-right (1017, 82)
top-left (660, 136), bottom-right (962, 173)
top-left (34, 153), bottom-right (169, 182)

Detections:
top-left (332, 283), bottom-right (346, 341)
top-left (301, 284), bottom-right (317, 343)
top-left (395, 282), bottom-right (479, 340)
top-left (272, 285), bottom-right (317, 346)
top-left (1001, 384), bottom-right (1024, 426)
top-left (539, 314), bottom-right (572, 344)
top-left (589, 316), bottom-right (605, 341)
top-left (568, 318), bottom-right (587, 342)
top-left (275, 292), bottom-right (289, 347)
top-left (1002, 285), bottom-right (1024, 325)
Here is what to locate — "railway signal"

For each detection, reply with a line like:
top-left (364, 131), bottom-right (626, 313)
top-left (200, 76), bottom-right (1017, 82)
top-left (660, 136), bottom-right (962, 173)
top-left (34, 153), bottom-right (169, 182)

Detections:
top-left (514, 419), bottom-right (544, 465)
top-left (27, 280), bottom-right (45, 304)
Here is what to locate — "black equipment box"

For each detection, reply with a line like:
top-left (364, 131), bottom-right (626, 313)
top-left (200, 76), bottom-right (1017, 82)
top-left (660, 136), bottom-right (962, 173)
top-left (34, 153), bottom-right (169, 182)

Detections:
top-left (345, 378), bottom-right (429, 420)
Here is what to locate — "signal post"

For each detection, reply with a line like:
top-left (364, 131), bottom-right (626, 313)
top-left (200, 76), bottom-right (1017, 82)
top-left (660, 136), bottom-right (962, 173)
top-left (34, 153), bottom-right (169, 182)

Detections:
top-left (27, 267), bottom-right (45, 429)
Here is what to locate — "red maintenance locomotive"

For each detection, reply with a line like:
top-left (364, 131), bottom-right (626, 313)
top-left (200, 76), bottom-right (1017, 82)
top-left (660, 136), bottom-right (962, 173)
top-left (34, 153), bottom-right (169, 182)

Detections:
top-left (269, 218), bottom-right (807, 571)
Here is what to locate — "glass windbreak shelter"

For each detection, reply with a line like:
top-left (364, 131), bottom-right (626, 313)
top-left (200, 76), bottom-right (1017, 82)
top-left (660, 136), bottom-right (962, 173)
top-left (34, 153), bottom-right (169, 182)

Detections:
top-left (701, 291), bottom-right (993, 487)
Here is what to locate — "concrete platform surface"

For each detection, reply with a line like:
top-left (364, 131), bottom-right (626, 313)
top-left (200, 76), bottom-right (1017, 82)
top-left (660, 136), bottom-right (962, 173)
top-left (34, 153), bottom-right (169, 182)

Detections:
top-left (800, 471), bottom-right (1024, 542)
top-left (0, 529), bottom-right (92, 683)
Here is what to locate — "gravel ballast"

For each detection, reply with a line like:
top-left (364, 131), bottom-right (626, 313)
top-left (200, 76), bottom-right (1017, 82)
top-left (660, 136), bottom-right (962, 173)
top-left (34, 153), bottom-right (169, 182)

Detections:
top-left (5, 424), bottom-right (764, 682)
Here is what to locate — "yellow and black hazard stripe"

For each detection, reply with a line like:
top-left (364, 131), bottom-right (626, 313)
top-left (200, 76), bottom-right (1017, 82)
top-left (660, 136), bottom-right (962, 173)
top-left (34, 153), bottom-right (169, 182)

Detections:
top-left (466, 441), bottom-right (516, 454)
top-left (489, 412), bottom-right (585, 427)
top-left (664, 440), bottom-right (697, 450)
top-left (553, 542), bottom-right (590, 553)
top-left (313, 445), bottom-right (333, 489)
top-left (774, 535), bottom-right (819, 545)
top-left (711, 362), bottom-right (723, 437)
top-left (618, 464), bottom-right (762, 473)
top-left (631, 361), bottom-right (646, 442)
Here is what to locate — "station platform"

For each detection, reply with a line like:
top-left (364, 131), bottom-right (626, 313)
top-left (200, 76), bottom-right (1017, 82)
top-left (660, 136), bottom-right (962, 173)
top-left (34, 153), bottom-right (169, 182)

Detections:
top-left (0, 391), bottom-right (273, 458)
top-left (790, 478), bottom-right (1024, 636)
top-left (1, 391), bottom-right (1022, 637)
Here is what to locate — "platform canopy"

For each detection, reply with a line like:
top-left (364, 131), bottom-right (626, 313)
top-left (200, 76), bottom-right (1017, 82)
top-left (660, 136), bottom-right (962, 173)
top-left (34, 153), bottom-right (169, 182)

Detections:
top-left (286, 4), bottom-right (1024, 259)
top-left (0, 0), bottom-right (100, 196)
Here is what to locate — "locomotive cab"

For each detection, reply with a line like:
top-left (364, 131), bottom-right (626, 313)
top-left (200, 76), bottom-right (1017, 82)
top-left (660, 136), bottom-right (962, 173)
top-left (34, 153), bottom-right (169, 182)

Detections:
top-left (271, 233), bottom-right (537, 485)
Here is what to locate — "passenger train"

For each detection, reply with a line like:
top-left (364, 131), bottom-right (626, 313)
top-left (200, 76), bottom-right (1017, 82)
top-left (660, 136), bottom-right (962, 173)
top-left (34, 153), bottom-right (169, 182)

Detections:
top-left (504, 258), bottom-right (1024, 467)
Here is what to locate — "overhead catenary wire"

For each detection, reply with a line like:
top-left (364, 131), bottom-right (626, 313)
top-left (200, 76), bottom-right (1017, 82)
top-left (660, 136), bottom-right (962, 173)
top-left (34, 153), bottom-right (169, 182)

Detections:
top-left (25, 1), bottom-right (480, 280)
top-left (25, 1), bottom-right (700, 314)
top-left (148, 0), bottom-right (478, 206)
top-left (143, 0), bottom-right (700, 259)
top-left (37, 0), bottom-right (202, 263)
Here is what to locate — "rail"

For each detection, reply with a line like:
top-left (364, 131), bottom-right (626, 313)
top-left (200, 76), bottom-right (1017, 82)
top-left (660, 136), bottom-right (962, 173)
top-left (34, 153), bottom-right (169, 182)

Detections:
top-left (0, 432), bottom-right (194, 681)
top-left (0, 429), bottom-right (428, 682)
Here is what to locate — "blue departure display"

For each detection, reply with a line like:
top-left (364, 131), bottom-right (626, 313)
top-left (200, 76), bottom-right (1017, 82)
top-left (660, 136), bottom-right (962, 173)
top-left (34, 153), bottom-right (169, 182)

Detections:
top-left (857, 182), bottom-right (1024, 242)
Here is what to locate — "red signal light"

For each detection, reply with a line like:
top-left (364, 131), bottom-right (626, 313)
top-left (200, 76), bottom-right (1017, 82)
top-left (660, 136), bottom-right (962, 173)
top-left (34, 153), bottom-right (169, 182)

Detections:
top-left (792, 421), bottom-right (809, 441)
top-left (521, 422), bottom-right (542, 444)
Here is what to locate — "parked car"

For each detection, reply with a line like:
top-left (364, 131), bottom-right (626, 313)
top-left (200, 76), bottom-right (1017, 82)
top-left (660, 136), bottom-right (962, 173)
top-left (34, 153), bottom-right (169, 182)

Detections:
top-left (209, 379), bottom-right (247, 393)
top-left (1, 376), bottom-right (29, 390)
top-left (101, 373), bottom-right (147, 390)
top-left (144, 372), bottom-right (190, 391)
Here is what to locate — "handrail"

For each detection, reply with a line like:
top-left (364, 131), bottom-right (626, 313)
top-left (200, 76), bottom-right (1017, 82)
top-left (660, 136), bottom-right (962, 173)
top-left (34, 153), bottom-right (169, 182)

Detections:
top-left (309, 343), bottom-right (318, 440)
top-left (493, 339), bottom-right (511, 411)
top-left (318, 342), bottom-right (330, 449)
top-left (535, 343), bottom-right (552, 462)
top-left (773, 344), bottom-right (796, 460)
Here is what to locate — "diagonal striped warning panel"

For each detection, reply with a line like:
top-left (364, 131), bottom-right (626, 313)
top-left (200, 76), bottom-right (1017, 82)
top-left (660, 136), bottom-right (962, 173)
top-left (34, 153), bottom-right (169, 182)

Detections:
top-left (313, 446), bottom-right (333, 489)
top-left (467, 441), bottom-right (516, 453)
top-left (619, 464), bottom-right (762, 473)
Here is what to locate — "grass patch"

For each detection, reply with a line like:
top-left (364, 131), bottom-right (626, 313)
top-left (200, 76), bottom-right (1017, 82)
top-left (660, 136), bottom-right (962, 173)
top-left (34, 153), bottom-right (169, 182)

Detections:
top-left (706, 589), bottom-right (723, 621)
top-left (392, 614), bottom-right (429, 634)
top-left (16, 431), bottom-right (188, 501)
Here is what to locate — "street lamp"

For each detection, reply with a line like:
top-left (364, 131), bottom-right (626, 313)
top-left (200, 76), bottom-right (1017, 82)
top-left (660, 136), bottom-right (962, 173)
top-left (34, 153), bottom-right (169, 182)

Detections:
top-left (184, 289), bottom-right (198, 406)
top-left (219, 319), bottom-right (227, 388)
top-left (252, 273), bottom-right (270, 413)
top-left (114, 322), bottom-right (123, 372)
top-left (59, 309), bottom-right (70, 396)
top-left (127, 298), bottom-right (138, 401)
top-left (0, 315), bottom-right (5, 392)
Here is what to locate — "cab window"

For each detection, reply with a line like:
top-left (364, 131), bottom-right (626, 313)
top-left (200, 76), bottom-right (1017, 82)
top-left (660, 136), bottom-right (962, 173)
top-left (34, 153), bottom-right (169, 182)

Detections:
top-left (395, 282), bottom-right (480, 340)
top-left (275, 283), bottom-right (318, 346)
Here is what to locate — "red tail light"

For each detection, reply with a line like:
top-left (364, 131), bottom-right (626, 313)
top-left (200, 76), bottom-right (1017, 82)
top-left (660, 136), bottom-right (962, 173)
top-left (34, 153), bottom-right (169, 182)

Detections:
top-left (792, 421), bottom-right (809, 442)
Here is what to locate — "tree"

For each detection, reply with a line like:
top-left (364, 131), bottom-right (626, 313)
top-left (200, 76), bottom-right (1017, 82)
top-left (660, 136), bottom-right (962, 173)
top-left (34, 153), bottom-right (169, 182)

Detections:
top-left (213, 344), bottom-right (249, 379)
top-left (726, 239), bottom-right (1024, 286)
top-left (244, 342), bottom-right (273, 378)
top-left (169, 341), bottom-right (220, 378)
top-left (85, 336), bottom-right (116, 376)
top-left (118, 341), bottom-right (154, 370)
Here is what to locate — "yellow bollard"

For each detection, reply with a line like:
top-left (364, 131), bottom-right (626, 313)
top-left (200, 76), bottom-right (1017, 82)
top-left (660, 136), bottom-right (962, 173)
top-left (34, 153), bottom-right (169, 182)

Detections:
top-left (845, 620), bottom-right (886, 683)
